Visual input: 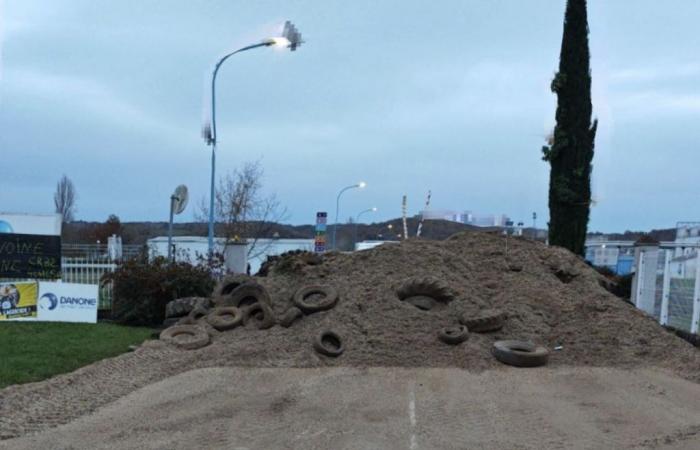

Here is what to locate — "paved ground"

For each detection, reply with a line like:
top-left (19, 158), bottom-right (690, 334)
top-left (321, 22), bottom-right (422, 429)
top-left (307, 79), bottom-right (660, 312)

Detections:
top-left (2, 366), bottom-right (699, 450)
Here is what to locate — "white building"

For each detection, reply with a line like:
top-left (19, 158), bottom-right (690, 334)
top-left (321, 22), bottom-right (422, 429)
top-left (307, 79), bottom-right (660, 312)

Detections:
top-left (147, 236), bottom-right (314, 274)
top-left (419, 209), bottom-right (511, 227)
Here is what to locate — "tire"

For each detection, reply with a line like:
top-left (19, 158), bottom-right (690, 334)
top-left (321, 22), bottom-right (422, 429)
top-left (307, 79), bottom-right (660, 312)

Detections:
top-left (279, 306), bottom-right (303, 328)
top-left (160, 325), bottom-right (210, 350)
top-left (217, 283), bottom-right (271, 309)
top-left (242, 302), bottom-right (275, 330)
top-left (313, 330), bottom-right (344, 357)
top-left (293, 285), bottom-right (339, 314)
top-left (460, 309), bottom-right (506, 333)
top-left (165, 297), bottom-right (211, 319)
top-left (403, 295), bottom-right (436, 311)
top-left (395, 277), bottom-right (454, 303)
top-left (212, 274), bottom-right (254, 301)
top-left (438, 325), bottom-right (469, 345)
top-left (205, 306), bottom-right (243, 331)
top-left (162, 317), bottom-right (180, 328)
top-left (492, 340), bottom-right (549, 367)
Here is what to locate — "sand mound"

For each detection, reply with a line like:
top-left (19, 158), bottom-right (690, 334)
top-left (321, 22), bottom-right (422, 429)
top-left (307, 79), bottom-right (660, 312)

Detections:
top-left (2, 231), bottom-right (699, 441)
top-left (193, 231), bottom-right (699, 376)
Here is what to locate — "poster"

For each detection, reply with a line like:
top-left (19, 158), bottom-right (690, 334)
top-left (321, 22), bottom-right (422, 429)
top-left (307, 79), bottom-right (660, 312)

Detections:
top-left (37, 282), bottom-right (98, 323)
top-left (0, 281), bottom-right (38, 320)
top-left (0, 233), bottom-right (62, 279)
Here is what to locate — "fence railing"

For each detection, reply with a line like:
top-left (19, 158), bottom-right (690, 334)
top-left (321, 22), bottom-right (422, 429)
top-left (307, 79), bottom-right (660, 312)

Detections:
top-left (632, 244), bottom-right (700, 334)
top-left (1, 243), bottom-right (144, 310)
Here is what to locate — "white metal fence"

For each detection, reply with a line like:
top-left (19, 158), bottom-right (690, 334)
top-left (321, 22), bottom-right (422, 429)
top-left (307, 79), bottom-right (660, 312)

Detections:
top-left (633, 245), bottom-right (700, 334)
top-left (1, 244), bottom-right (143, 310)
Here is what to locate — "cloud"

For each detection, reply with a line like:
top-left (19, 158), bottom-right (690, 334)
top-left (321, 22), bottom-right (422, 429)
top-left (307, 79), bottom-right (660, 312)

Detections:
top-left (610, 63), bottom-right (700, 84)
top-left (2, 67), bottom-right (188, 140)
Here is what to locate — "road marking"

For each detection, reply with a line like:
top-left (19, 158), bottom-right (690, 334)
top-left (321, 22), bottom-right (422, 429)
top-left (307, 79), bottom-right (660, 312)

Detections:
top-left (409, 386), bottom-right (417, 449)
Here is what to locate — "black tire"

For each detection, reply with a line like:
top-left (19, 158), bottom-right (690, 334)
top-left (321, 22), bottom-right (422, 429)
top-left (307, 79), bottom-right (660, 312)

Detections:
top-left (403, 295), bottom-right (436, 311)
top-left (460, 309), bottom-right (506, 333)
top-left (217, 283), bottom-right (271, 310)
top-left (279, 306), bottom-right (303, 328)
top-left (293, 285), bottom-right (339, 314)
top-left (395, 277), bottom-right (454, 303)
top-left (160, 325), bottom-right (210, 350)
top-left (162, 317), bottom-right (180, 328)
top-left (438, 325), bottom-right (469, 345)
top-left (212, 274), bottom-right (254, 301)
top-left (313, 330), bottom-right (344, 357)
top-left (165, 297), bottom-right (211, 319)
top-left (205, 306), bottom-right (243, 331)
top-left (242, 302), bottom-right (276, 330)
top-left (492, 340), bottom-right (549, 367)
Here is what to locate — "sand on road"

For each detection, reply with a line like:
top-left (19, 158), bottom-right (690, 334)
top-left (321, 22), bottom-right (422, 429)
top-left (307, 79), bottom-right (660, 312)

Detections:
top-left (3, 366), bottom-right (699, 450)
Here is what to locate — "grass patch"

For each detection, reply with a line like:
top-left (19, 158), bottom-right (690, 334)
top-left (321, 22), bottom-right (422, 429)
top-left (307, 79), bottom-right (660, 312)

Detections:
top-left (0, 322), bottom-right (154, 389)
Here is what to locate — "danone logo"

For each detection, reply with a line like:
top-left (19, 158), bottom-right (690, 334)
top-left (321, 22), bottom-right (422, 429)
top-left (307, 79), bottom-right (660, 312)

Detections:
top-left (60, 296), bottom-right (97, 308)
top-left (39, 293), bottom-right (58, 311)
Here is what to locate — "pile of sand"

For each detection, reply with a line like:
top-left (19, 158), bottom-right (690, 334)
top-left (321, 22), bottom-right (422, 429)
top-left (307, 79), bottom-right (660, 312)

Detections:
top-left (192, 231), bottom-right (700, 378)
top-left (2, 230), bottom-right (699, 441)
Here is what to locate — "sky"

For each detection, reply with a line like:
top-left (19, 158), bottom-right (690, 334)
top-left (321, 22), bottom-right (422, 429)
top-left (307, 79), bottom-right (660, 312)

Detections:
top-left (1, 0), bottom-right (699, 232)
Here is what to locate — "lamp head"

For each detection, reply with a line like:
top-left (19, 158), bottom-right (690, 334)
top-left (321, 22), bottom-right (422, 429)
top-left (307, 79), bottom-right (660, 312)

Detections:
top-left (358, 181), bottom-right (367, 189)
top-left (266, 21), bottom-right (303, 50)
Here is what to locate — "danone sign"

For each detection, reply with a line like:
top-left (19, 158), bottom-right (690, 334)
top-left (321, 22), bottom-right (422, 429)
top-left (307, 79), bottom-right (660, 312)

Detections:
top-left (37, 282), bottom-right (98, 323)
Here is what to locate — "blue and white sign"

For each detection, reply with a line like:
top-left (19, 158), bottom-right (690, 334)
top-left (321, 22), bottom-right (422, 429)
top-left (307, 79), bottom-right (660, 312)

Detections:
top-left (37, 282), bottom-right (98, 323)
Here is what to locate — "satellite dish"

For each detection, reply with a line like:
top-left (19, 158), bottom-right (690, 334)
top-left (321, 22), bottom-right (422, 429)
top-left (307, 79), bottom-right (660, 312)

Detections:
top-left (171, 185), bottom-right (189, 215)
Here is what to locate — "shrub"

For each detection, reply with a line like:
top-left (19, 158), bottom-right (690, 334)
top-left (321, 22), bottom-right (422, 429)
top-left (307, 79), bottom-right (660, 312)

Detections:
top-left (103, 257), bottom-right (215, 326)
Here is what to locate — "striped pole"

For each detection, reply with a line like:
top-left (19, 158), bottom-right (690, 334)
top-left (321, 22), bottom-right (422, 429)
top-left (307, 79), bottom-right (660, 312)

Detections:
top-left (416, 190), bottom-right (431, 238)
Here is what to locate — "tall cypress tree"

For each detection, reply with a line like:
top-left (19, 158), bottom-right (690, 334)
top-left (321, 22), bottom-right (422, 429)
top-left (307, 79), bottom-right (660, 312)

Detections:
top-left (542, 0), bottom-right (598, 256)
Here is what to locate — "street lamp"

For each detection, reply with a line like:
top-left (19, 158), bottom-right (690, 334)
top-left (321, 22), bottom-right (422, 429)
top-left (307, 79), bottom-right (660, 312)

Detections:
top-left (353, 207), bottom-right (377, 250)
top-left (332, 181), bottom-right (366, 250)
top-left (202, 21), bottom-right (303, 253)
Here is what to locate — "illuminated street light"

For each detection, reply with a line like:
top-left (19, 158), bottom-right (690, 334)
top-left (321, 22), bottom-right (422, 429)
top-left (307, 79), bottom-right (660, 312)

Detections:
top-left (203, 21), bottom-right (303, 253)
top-left (332, 181), bottom-right (366, 250)
top-left (353, 207), bottom-right (377, 250)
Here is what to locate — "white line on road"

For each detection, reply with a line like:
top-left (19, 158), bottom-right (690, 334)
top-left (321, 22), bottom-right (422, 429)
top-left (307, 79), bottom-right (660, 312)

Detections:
top-left (409, 386), bottom-right (417, 449)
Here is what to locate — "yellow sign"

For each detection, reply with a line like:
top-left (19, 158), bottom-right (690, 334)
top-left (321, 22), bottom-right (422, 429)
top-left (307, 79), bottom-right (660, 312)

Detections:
top-left (0, 281), bottom-right (38, 320)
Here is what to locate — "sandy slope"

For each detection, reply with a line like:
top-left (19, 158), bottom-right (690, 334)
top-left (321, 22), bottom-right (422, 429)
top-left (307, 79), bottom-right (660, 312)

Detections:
top-left (3, 366), bottom-right (699, 450)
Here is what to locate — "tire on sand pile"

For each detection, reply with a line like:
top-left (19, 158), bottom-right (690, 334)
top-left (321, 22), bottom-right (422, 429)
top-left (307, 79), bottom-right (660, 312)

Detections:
top-left (395, 277), bottom-right (455, 304)
top-left (492, 340), bottom-right (549, 367)
top-left (438, 325), bottom-right (469, 345)
top-left (212, 274), bottom-right (254, 304)
top-left (165, 297), bottom-right (211, 319)
top-left (242, 302), bottom-right (276, 329)
top-left (460, 309), bottom-right (506, 333)
top-left (293, 285), bottom-right (339, 314)
top-left (279, 306), bottom-right (303, 328)
top-left (205, 306), bottom-right (243, 331)
top-left (217, 282), bottom-right (272, 310)
top-left (160, 325), bottom-right (210, 350)
top-left (313, 330), bottom-right (344, 357)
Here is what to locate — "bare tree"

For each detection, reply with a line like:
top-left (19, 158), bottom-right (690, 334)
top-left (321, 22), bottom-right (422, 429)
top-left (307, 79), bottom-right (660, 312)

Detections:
top-left (197, 160), bottom-right (288, 258)
top-left (54, 175), bottom-right (77, 223)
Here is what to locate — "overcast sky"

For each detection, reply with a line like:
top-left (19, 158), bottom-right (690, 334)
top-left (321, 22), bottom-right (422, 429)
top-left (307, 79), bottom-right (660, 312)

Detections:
top-left (1, 1), bottom-right (699, 232)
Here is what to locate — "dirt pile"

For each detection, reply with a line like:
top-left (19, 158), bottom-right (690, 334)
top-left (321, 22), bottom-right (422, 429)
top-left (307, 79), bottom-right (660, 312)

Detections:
top-left (2, 230), bottom-right (699, 441)
top-left (187, 231), bottom-right (699, 376)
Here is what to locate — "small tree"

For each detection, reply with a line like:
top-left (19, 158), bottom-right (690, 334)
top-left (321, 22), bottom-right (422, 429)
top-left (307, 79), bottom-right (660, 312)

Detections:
top-left (542, 0), bottom-right (598, 256)
top-left (93, 214), bottom-right (122, 243)
top-left (197, 160), bottom-right (287, 259)
top-left (54, 175), bottom-right (77, 222)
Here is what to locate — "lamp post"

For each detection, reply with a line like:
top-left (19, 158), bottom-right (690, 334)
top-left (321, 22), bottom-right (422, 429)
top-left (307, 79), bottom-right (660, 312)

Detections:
top-left (353, 207), bottom-right (377, 250)
top-left (332, 181), bottom-right (366, 250)
top-left (203, 21), bottom-right (303, 254)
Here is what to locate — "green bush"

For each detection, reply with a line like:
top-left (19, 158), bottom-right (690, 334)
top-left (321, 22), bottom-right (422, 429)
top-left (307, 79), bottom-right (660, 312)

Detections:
top-left (103, 257), bottom-right (215, 326)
